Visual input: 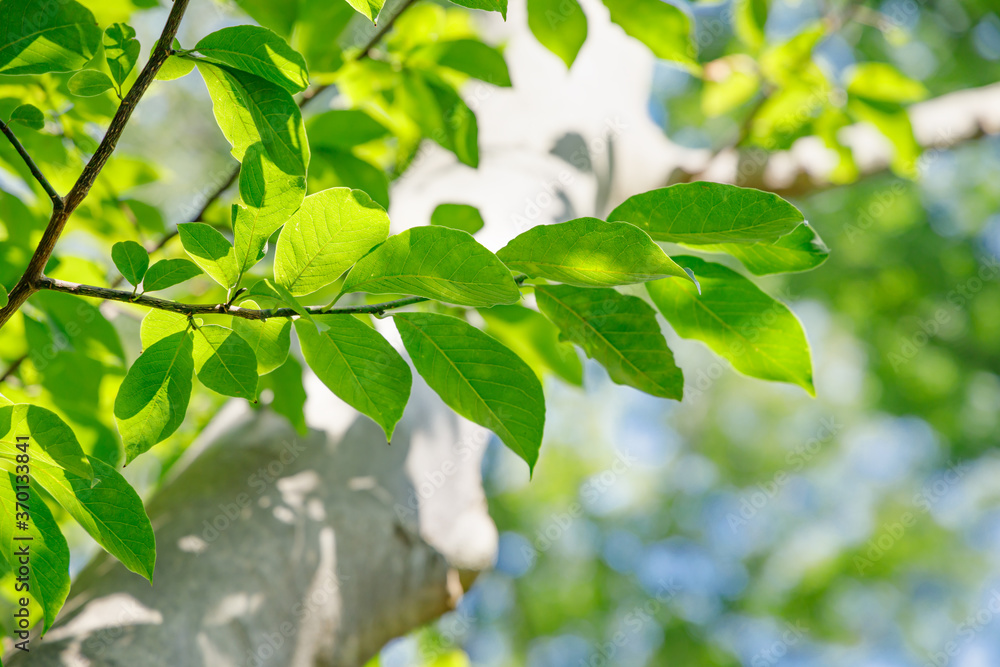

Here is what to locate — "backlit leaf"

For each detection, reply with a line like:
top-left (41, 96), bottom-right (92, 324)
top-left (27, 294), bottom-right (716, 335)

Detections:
top-left (296, 316), bottom-right (411, 439)
top-left (142, 258), bottom-right (203, 292)
top-left (103, 23), bottom-right (139, 88)
top-left (0, 0), bottom-right (101, 75)
top-left (646, 255), bottom-right (814, 394)
top-left (430, 203), bottom-right (485, 235)
top-left (497, 217), bottom-right (692, 286)
top-left (341, 226), bottom-right (520, 307)
top-left (535, 285), bottom-right (683, 399)
top-left (194, 26), bottom-right (309, 93)
top-left (231, 299), bottom-right (291, 375)
top-left (192, 325), bottom-right (258, 400)
top-left (111, 240), bottom-right (149, 287)
top-left (67, 69), bottom-right (114, 97)
top-left (601, 0), bottom-right (697, 70)
top-left (177, 222), bottom-right (239, 289)
top-left (394, 312), bottom-right (545, 472)
top-left (696, 223), bottom-right (829, 275)
top-left (527, 0), bottom-right (587, 68)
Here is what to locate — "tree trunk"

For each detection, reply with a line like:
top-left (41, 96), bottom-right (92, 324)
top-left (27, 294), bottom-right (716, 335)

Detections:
top-left (9, 382), bottom-right (497, 667)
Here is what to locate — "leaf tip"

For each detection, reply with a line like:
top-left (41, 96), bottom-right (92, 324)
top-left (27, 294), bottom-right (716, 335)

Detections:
top-left (683, 267), bottom-right (701, 294)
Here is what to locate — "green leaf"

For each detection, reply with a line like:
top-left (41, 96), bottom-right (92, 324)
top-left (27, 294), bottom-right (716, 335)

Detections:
top-left (296, 316), bottom-right (411, 439)
top-left (608, 182), bottom-right (804, 244)
top-left (260, 357), bottom-right (307, 434)
top-left (0, 472), bottom-right (70, 632)
top-left (142, 258), bottom-right (203, 292)
top-left (9, 103), bottom-right (45, 130)
top-left (480, 304), bottom-right (583, 386)
top-left (32, 291), bottom-right (125, 363)
top-left (399, 70), bottom-right (479, 167)
top-left (234, 142), bottom-right (306, 275)
top-left (194, 26), bottom-right (309, 94)
top-left (114, 330), bottom-right (195, 463)
top-left (527, 0), bottom-right (587, 68)
top-left (411, 39), bottom-right (511, 86)
top-left (696, 223), bottom-right (829, 275)
top-left (344, 0), bottom-right (385, 23)
top-left (0, 0), bottom-right (101, 75)
top-left (0, 404), bottom-right (93, 482)
top-left (733, 0), bottom-right (768, 50)
top-left (177, 222), bottom-right (239, 289)
top-left (231, 299), bottom-right (290, 375)
top-left (646, 255), bottom-right (814, 394)
top-left (111, 240), bottom-right (149, 287)
top-left (846, 97), bottom-right (920, 179)
top-left (497, 217), bottom-right (692, 287)
top-left (394, 312), bottom-right (544, 471)
top-left (341, 226), bottom-right (520, 307)
top-left (155, 38), bottom-right (194, 81)
top-left (103, 23), bottom-right (140, 88)
top-left (274, 188), bottom-right (390, 297)
top-left (245, 279), bottom-right (317, 329)
top-left (601, 0), bottom-right (697, 70)
top-left (67, 69), bottom-right (114, 97)
top-left (196, 61), bottom-right (309, 177)
top-left (192, 325), bottom-right (258, 400)
top-left (846, 62), bottom-right (928, 105)
top-left (430, 203), bottom-right (485, 234)
top-left (307, 109), bottom-right (390, 150)
top-left (309, 149), bottom-right (390, 210)
top-left (140, 309), bottom-right (190, 349)
top-left (535, 285), bottom-right (683, 399)
top-left (0, 284), bottom-right (7, 308)
top-left (231, 0), bottom-right (297, 36)
top-left (447, 0), bottom-right (508, 19)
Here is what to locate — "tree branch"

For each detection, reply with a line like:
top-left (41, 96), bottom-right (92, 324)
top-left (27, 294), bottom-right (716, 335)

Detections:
top-left (0, 119), bottom-right (61, 206)
top-left (0, 0), bottom-right (193, 330)
top-left (34, 277), bottom-right (520, 320)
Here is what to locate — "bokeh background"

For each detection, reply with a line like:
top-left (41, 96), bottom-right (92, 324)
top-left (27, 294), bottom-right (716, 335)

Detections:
top-left (3, 0), bottom-right (1000, 664)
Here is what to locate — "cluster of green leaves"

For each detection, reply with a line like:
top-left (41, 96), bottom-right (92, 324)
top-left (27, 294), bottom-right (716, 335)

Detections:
top-left (0, 0), bottom-right (836, 644)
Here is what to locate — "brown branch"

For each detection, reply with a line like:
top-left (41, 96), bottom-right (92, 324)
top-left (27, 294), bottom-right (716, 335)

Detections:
top-left (0, 119), bottom-right (61, 205)
top-left (0, 0), bottom-right (193, 330)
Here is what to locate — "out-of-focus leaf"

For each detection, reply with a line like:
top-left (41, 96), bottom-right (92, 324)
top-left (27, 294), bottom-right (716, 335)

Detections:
top-left (846, 62), bottom-right (928, 104)
top-left (480, 304), bottom-right (583, 386)
top-left (260, 356), bottom-right (307, 434)
top-left (527, 0), bottom-right (587, 68)
top-left (307, 110), bottom-right (390, 150)
top-left (431, 203), bottom-right (485, 235)
top-left (601, 0), bottom-right (697, 70)
top-left (399, 70), bottom-right (478, 167)
top-left (447, 0), bottom-right (507, 19)
top-left (308, 149), bottom-right (390, 210)
top-left (411, 40), bottom-right (511, 87)
top-left (9, 104), bottom-right (45, 130)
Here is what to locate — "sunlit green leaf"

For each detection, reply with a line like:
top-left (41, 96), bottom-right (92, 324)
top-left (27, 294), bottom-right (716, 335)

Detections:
top-left (344, 0), bottom-right (385, 23)
top-left (177, 222), bottom-right (239, 289)
top-left (115, 330), bottom-right (195, 463)
top-left (192, 324), bottom-right (258, 400)
top-left (142, 258), bottom-right (203, 292)
top-left (535, 285), bottom-right (683, 399)
top-left (497, 217), bottom-right (692, 286)
top-left (274, 188), bottom-right (390, 297)
top-left (394, 312), bottom-right (545, 471)
top-left (140, 309), bottom-right (190, 349)
top-left (155, 38), bottom-right (194, 81)
top-left (231, 299), bottom-right (290, 375)
top-left (646, 255), bottom-right (814, 394)
top-left (196, 61), bottom-right (309, 177)
top-left (67, 69), bottom-right (114, 97)
top-left (0, 404), bottom-right (92, 481)
top-left (111, 240), bottom-right (149, 287)
top-left (696, 223), bottom-right (829, 275)
top-left (608, 182), bottom-right (804, 244)
top-left (104, 22), bottom-right (139, 88)
top-left (411, 39), bottom-right (511, 86)
top-left (527, 0), bottom-right (587, 68)
top-left (0, 0), bottom-right (101, 75)
top-left (431, 203), bottom-right (485, 235)
top-left (194, 25), bottom-right (309, 94)
top-left (447, 0), bottom-right (507, 19)
top-left (342, 226), bottom-right (520, 307)
top-left (296, 315), bottom-right (411, 439)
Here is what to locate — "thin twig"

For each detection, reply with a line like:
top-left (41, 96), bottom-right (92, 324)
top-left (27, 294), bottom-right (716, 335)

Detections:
top-left (35, 276), bottom-right (526, 321)
top-left (0, 119), bottom-right (62, 206)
